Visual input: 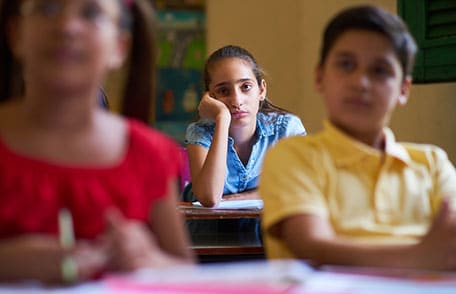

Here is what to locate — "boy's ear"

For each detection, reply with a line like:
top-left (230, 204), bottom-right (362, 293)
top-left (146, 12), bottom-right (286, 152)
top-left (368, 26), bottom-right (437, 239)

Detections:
top-left (259, 79), bottom-right (267, 101)
top-left (314, 65), bottom-right (324, 92)
top-left (397, 76), bottom-right (412, 106)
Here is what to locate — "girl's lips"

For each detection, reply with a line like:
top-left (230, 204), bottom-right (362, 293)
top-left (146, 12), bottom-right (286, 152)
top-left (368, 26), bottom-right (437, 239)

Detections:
top-left (48, 47), bottom-right (83, 64)
top-left (231, 111), bottom-right (248, 119)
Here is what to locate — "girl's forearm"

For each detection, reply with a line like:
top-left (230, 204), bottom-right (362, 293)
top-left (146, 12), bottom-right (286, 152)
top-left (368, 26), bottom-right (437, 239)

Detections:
top-left (192, 116), bottom-right (230, 207)
top-left (222, 189), bottom-right (260, 200)
top-left (0, 236), bottom-right (62, 283)
top-left (293, 238), bottom-right (419, 269)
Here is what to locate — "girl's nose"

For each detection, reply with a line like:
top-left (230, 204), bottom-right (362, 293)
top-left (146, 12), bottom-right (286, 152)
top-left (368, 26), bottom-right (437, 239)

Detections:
top-left (229, 88), bottom-right (243, 108)
top-left (54, 13), bottom-right (85, 36)
top-left (56, 10), bottom-right (83, 26)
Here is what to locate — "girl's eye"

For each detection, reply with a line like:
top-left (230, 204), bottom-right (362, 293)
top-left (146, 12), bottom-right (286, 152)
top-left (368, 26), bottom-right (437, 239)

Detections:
top-left (81, 3), bottom-right (104, 21)
top-left (215, 88), bottom-right (229, 97)
top-left (241, 84), bottom-right (253, 91)
top-left (20, 0), bottom-right (113, 25)
top-left (29, 0), bottom-right (60, 17)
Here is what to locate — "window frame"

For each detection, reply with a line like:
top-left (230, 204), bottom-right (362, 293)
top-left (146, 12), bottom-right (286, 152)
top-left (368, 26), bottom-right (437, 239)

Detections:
top-left (398, 0), bottom-right (456, 83)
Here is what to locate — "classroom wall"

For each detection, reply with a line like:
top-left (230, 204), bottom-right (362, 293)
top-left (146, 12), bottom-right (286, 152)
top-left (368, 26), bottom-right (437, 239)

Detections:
top-left (206, 0), bottom-right (456, 163)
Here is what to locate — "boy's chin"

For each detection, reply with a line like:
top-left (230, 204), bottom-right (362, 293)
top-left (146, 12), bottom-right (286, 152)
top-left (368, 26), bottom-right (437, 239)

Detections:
top-left (332, 117), bottom-right (381, 134)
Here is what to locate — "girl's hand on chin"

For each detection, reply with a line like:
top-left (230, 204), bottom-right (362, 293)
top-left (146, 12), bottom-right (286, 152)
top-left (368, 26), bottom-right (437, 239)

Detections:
top-left (198, 92), bottom-right (230, 122)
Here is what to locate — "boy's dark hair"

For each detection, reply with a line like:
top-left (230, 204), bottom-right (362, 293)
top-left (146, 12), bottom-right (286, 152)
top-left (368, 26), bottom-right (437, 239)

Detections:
top-left (204, 45), bottom-right (288, 114)
top-left (0, 0), bottom-right (155, 123)
top-left (319, 5), bottom-right (417, 79)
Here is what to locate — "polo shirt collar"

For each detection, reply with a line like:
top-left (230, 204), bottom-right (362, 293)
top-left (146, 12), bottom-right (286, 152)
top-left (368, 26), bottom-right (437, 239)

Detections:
top-left (322, 120), bottom-right (411, 166)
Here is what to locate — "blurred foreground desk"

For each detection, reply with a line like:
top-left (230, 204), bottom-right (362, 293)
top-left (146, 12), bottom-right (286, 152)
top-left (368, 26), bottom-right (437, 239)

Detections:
top-left (3, 260), bottom-right (456, 293)
top-left (179, 201), bottom-right (264, 262)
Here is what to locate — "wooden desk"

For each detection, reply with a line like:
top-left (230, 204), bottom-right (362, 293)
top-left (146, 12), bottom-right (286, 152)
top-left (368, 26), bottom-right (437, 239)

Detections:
top-left (192, 244), bottom-right (264, 256)
top-left (179, 202), bottom-right (264, 262)
top-left (180, 204), bottom-right (261, 220)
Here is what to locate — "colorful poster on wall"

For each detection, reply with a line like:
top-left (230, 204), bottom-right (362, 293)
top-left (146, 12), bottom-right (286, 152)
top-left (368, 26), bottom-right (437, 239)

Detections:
top-left (155, 10), bottom-right (205, 144)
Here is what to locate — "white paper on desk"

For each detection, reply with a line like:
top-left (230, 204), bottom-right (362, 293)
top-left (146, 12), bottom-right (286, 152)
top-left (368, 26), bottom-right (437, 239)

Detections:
top-left (192, 199), bottom-right (263, 209)
top-left (0, 281), bottom-right (104, 293)
top-left (108, 259), bottom-right (312, 287)
top-left (299, 270), bottom-right (456, 294)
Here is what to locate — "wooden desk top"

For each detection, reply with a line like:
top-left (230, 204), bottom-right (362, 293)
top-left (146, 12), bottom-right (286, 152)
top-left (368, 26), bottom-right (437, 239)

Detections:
top-left (179, 203), bottom-right (261, 220)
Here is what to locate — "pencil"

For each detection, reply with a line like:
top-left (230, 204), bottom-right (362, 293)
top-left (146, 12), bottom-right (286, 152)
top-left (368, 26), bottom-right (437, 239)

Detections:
top-left (59, 208), bottom-right (75, 249)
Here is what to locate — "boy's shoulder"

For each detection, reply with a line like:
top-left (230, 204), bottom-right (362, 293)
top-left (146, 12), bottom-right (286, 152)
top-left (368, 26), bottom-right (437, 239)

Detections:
top-left (400, 141), bottom-right (453, 167)
top-left (269, 130), bottom-right (326, 156)
top-left (268, 131), bottom-right (455, 180)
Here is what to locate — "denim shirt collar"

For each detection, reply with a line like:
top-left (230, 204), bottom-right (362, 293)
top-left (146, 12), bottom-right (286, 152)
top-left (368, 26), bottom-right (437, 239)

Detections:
top-left (227, 112), bottom-right (276, 146)
top-left (256, 112), bottom-right (276, 138)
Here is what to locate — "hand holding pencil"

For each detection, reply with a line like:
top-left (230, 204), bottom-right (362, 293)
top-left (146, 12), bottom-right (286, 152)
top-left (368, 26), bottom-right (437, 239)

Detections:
top-left (58, 208), bottom-right (108, 283)
top-left (103, 208), bottom-right (176, 271)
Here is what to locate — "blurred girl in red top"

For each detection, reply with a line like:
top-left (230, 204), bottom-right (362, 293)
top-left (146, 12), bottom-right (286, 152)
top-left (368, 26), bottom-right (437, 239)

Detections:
top-left (0, 0), bottom-right (194, 284)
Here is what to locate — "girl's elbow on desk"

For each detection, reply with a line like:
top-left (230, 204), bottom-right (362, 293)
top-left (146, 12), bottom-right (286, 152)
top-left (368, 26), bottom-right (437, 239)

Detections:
top-left (197, 196), bottom-right (221, 208)
top-left (191, 186), bottom-right (222, 207)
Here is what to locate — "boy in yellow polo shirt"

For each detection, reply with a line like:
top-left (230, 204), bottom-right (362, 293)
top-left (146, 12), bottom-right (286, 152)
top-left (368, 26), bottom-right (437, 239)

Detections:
top-left (259, 5), bottom-right (456, 270)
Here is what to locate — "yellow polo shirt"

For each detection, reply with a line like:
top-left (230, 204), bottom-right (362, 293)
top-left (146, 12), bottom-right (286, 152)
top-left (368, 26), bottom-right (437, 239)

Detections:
top-left (259, 121), bottom-right (456, 259)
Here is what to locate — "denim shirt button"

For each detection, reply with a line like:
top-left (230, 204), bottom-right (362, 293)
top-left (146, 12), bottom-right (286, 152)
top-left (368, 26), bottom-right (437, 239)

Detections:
top-left (242, 175), bottom-right (248, 181)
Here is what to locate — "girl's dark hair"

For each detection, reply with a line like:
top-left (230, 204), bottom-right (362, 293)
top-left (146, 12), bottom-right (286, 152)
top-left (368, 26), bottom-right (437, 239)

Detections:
top-left (120, 0), bottom-right (157, 123)
top-left (319, 5), bottom-right (417, 79)
top-left (204, 45), bottom-right (288, 114)
top-left (0, 0), bottom-right (155, 123)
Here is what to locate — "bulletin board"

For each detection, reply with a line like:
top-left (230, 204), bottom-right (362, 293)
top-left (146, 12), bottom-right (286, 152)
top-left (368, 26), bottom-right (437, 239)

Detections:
top-left (154, 9), bottom-right (206, 145)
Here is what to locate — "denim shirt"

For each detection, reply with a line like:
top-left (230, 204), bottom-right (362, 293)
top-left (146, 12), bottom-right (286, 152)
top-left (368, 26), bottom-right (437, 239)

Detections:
top-left (185, 112), bottom-right (306, 195)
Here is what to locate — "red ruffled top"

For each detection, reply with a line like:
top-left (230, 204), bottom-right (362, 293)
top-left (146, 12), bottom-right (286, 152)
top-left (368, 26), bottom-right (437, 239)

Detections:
top-left (0, 119), bottom-right (181, 239)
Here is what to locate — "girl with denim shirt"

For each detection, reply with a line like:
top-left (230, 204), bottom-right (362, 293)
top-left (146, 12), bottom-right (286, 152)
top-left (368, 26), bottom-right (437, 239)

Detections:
top-left (185, 45), bottom-right (306, 207)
